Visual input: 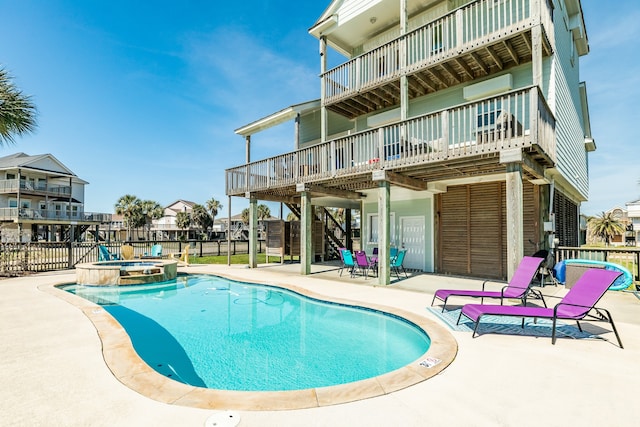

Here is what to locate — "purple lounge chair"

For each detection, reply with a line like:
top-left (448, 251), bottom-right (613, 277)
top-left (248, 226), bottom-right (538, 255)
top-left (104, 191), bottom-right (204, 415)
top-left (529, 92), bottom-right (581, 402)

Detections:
top-left (458, 268), bottom-right (623, 347)
top-left (431, 256), bottom-right (546, 312)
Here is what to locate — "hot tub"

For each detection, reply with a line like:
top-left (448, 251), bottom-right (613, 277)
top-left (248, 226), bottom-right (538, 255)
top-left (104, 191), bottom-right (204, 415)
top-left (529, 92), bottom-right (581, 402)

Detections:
top-left (75, 259), bottom-right (178, 286)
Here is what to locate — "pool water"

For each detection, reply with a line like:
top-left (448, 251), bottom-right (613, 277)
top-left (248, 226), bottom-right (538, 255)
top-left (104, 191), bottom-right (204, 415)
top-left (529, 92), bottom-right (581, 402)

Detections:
top-left (65, 275), bottom-right (431, 391)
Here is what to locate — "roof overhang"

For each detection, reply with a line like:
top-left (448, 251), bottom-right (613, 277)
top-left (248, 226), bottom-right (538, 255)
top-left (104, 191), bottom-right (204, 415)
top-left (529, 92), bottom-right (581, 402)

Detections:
top-left (235, 100), bottom-right (321, 137)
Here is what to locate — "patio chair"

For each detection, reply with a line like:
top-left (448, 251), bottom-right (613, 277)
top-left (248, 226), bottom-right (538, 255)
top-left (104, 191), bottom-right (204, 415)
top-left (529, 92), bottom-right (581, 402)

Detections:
top-left (354, 250), bottom-right (376, 278)
top-left (457, 268), bottom-right (624, 347)
top-left (431, 256), bottom-right (546, 312)
top-left (390, 249), bottom-right (408, 279)
top-left (121, 245), bottom-right (135, 260)
top-left (171, 246), bottom-right (190, 266)
top-left (338, 248), bottom-right (355, 277)
top-left (98, 245), bottom-right (119, 261)
top-left (143, 244), bottom-right (163, 258)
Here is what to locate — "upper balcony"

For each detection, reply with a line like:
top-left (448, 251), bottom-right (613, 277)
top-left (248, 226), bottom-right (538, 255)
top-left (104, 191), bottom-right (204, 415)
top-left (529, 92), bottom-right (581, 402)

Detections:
top-left (0, 179), bottom-right (72, 198)
top-left (322, 0), bottom-right (553, 118)
top-left (227, 86), bottom-right (555, 200)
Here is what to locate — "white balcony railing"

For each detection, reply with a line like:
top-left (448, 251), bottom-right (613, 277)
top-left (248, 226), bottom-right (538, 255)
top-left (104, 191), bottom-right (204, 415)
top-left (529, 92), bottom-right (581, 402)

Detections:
top-left (323, 0), bottom-right (553, 104)
top-left (226, 86), bottom-right (555, 195)
top-left (0, 179), bottom-right (72, 197)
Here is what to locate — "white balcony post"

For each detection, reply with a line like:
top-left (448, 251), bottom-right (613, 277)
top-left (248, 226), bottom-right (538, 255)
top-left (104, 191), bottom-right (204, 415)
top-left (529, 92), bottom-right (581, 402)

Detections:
top-left (441, 110), bottom-right (450, 150)
top-left (249, 196), bottom-right (257, 268)
top-left (300, 191), bottom-right (312, 275)
top-left (377, 180), bottom-right (391, 286)
top-left (530, 87), bottom-right (539, 146)
top-left (400, 0), bottom-right (408, 122)
top-left (456, 9), bottom-right (464, 48)
top-left (505, 162), bottom-right (524, 279)
top-left (320, 36), bottom-right (328, 144)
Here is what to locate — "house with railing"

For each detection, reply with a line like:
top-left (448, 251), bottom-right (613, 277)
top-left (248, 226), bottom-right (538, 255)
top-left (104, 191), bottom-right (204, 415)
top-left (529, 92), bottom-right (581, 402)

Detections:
top-left (225, 0), bottom-right (594, 284)
top-left (0, 152), bottom-right (111, 242)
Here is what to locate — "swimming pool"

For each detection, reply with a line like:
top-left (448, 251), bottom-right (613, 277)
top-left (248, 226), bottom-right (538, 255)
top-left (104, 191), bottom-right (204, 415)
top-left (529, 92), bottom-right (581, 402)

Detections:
top-left (64, 275), bottom-right (431, 391)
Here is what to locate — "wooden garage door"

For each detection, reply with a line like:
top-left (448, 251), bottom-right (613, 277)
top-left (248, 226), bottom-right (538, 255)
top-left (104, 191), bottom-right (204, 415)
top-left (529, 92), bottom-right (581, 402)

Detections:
top-left (438, 181), bottom-right (539, 280)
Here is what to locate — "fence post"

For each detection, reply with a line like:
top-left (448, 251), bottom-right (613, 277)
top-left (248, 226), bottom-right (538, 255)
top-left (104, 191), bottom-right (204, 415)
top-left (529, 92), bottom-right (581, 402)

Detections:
top-left (67, 241), bottom-right (73, 269)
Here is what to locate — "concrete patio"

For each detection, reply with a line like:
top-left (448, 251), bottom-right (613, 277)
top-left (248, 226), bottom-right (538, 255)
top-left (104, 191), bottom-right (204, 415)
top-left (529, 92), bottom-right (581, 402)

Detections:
top-left (1, 262), bottom-right (638, 426)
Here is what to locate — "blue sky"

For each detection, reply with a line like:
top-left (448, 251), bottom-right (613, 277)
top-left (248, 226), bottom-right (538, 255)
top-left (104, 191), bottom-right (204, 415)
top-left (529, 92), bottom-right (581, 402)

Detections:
top-left (0, 0), bottom-right (638, 217)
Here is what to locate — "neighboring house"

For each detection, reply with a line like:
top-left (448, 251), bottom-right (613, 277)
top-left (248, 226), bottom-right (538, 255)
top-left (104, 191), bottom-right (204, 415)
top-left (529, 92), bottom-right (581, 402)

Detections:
top-left (626, 200), bottom-right (640, 247)
top-left (152, 200), bottom-right (197, 240)
top-left (225, 0), bottom-right (595, 283)
top-left (585, 207), bottom-right (632, 247)
top-left (0, 152), bottom-right (111, 242)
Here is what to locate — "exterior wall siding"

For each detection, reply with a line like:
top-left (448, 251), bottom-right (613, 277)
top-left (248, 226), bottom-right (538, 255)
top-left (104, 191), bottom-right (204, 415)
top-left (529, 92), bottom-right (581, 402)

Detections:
top-left (361, 194), bottom-right (434, 272)
top-left (550, 0), bottom-right (589, 199)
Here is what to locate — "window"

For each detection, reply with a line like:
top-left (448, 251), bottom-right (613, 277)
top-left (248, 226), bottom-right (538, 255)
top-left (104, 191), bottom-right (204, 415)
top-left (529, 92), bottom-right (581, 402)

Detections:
top-left (477, 101), bottom-right (502, 130)
top-left (6, 173), bottom-right (15, 180)
top-left (9, 199), bottom-right (18, 208)
top-left (367, 212), bottom-right (396, 244)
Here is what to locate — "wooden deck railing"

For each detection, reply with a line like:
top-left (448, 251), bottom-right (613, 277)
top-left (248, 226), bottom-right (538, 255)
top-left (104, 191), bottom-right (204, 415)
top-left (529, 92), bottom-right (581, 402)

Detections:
top-left (226, 86), bottom-right (555, 195)
top-left (322, 0), bottom-right (552, 104)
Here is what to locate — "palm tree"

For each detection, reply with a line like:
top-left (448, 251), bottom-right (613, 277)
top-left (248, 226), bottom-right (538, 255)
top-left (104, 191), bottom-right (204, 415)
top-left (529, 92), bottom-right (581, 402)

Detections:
top-left (114, 195), bottom-right (140, 241)
top-left (191, 204), bottom-right (212, 238)
top-left (257, 204), bottom-right (271, 220)
top-left (588, 212), bottom-right (625, 246)
top-left (175, 211), bottom-right (191, 241)
top-left (0, 67), bottom-right (37, 145)
top-left (139, 200), bottom-right (163, 240)
top-left (241, 207), bottom-right (250, 225)
top-left (206, 197), bottom-right (223, 238)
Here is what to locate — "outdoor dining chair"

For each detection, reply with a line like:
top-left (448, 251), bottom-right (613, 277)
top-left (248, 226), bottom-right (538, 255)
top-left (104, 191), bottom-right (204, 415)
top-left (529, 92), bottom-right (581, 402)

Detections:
top-left (354, 250), bottom-right (376, 278)
top-left (338, 248), bottom-right (355, 277)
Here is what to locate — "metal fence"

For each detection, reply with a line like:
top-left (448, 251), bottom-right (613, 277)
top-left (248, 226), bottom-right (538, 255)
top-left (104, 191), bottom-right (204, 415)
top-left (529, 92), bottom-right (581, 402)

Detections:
top-left (0, 240), bottom-right (264, 277)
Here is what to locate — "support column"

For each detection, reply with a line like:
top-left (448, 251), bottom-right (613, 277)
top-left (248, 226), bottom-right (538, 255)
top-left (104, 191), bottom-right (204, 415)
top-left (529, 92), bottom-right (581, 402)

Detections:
top-left (300, 191), bottom-right (312, 275)
top-left (345, 209), bottom-right (352, 251)
top-left (227, 195), bottom-right (232, 266)
top-left (377, 181), bottom-right (391, 286)
top-left (320, 36), bottom-right (328, 143)
top-left (245, 135), bottom-right (251, 163)
top-left (249, 196), bottom-right (257, 268)
top-left (400, 0), bottom-right (409, 122)
top-left (505, 163), bottom-right (524, 279)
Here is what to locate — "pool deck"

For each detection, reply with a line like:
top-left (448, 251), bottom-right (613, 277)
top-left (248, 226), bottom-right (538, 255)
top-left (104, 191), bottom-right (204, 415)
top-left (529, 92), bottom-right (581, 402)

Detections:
top-left (2, 262), bottom-right (639, 426)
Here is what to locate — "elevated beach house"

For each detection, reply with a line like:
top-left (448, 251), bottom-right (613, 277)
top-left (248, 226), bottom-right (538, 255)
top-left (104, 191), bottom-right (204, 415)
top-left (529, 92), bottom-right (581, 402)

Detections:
top-left (0, 152), bottom-right (110, 242)
top-left (225, 0), bottom-right (594, 285)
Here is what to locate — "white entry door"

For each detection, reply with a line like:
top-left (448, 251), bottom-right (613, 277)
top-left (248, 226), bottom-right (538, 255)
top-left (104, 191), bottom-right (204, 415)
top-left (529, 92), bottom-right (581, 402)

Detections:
top-left (400, 216), bottom-right (425, 271)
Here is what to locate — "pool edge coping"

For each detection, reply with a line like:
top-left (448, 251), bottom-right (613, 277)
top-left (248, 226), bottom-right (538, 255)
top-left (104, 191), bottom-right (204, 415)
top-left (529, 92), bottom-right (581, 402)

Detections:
top-left (41, 271), bottom-right (458, 411)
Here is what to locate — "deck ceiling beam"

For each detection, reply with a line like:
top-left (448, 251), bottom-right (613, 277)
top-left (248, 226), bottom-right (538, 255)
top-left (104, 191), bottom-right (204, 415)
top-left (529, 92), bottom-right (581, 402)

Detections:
top-left (455, 58), bottom-right (475, 80)
top-left (371, 170), bottom-right (428, 191)
top-left (301, 184), bottom-right (365, 200)
top-left (502, 40), bottom-right (520, 65)
top-left (485, 46), bottom-right (503, 70)
top-left (412, 72), bottom-right (437, 92)
top-left (441, 62), bottom-right (461, 84)
top-left (470, 52), bottom-right (489, 75)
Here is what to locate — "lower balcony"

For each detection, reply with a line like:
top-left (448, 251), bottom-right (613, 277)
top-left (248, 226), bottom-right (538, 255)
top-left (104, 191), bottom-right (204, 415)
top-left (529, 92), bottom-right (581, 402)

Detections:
top-left (0, 208), bottom-right (112, 223)
top-left (226, 86), bottom-right (555, 201)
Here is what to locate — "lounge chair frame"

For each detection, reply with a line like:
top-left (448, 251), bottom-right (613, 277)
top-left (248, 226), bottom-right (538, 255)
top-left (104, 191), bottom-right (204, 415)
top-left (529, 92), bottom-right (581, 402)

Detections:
top-left (431, 256), bottom-right (546, 312)
top-left (457, 268), bottom-right (624, 347)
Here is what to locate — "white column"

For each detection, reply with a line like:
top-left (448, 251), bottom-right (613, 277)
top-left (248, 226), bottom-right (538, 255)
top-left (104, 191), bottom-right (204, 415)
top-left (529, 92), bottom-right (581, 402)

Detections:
top-left (505, 163), bottom-right (524, 279)
top-left (377, 181), bottom-right (391, 285)
top-left (249, 196), bottom-right (257, 268)
top-left (300, 191), bottom-right (312, 275)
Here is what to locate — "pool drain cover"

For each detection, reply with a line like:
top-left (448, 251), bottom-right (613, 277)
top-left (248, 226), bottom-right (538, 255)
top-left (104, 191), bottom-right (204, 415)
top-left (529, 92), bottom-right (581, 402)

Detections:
top-left (205, 411), bottom-right (240, 427)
